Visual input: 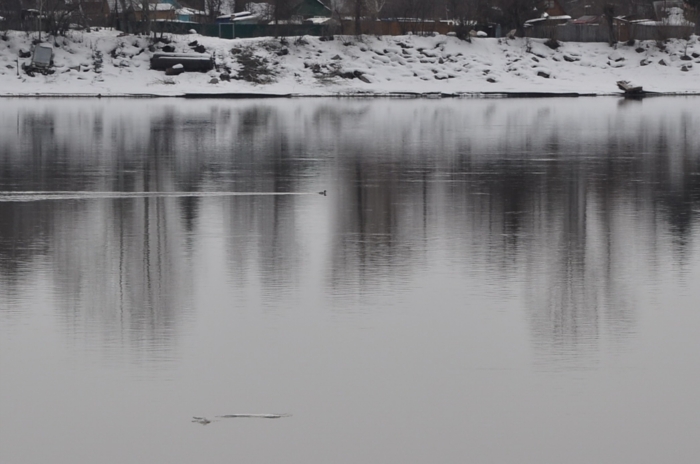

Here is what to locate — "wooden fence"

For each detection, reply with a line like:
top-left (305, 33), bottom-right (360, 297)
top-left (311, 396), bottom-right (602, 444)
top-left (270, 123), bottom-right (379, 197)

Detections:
top-left (151, 21), bottom-right (328, 38)
top-left (149, 18), bottom-right (454, 39)
top-left (339, 19), bottom-right (453, 35)
top-left (526, 23), bottom-right (696, 42)
top-left (627, 24), bottom-right (695, 41)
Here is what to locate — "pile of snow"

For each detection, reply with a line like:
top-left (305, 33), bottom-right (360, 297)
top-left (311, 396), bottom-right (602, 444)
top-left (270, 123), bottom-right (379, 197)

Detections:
top-left (2, 29), bottom-right (700, 96)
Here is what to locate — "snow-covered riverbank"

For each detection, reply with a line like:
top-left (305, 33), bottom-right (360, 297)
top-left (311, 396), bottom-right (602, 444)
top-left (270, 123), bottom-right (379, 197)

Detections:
top-left (2, 28), bottom-right (700, 97)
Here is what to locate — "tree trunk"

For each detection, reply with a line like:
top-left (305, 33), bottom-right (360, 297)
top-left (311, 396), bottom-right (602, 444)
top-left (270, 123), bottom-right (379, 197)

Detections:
top-left (515, 11), bottom-right (525, 37)
top-left (603, 4), bottom-right (616, 46)
top-left (141, 0), bottom-right (151, 35)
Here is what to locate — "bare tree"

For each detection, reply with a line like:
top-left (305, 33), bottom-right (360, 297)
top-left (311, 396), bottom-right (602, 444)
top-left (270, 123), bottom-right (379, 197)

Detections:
top-left (333, 0), bottom-right (386, 35)
top-left (684, 0), bottom-right (700, 35)
top-left (274, 0), bottom-right (294, 24)
top-left (0, 0), bottom-right (23, 30)
top-left (367, 0), bottom-right (387, 17)
top-left (204, 0), bottom-right (225, 22)
top-left (445, 0), bottom-right (481, 38)
top-left (495, 0), bottom-right (544, 36)
top-left (383, 0), bottom-right (495, 35)
top-left (115, 0), bottom-right (138, 33)
top-left (141, 0), bottom-right (151, 34)
top-left (588, 0), bottom-right (634, 45)
top-left (241, 0), bottom-right (292, 24)
top-left (353, 0), bottom-right (362, 34)
top-left (38, 0), bottom-right (81, 35)
top-left (387, 0), bottom-right (437, 33)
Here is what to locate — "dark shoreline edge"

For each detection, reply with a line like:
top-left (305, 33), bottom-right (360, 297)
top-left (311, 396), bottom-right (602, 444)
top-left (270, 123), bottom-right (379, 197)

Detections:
top-left (0, 90), bottom-right (695, 99)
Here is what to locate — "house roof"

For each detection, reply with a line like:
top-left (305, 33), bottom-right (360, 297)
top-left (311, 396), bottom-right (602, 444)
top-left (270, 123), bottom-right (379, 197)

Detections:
top-left (304, 16), bottom-right (334, 24)
top-left (524, 15), bottom-right (571, 25)
top-left (570, 15), bottom-right (600, 24)
top-left (232, 11), bottom-right (260, 21)
top-left (177, 7), bottom-right (204, 15)
top-left (134, 2), bottom-right (176, 11)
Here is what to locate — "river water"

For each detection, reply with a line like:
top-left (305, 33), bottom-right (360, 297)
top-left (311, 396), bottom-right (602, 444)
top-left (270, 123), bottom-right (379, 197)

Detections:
top-left (1, 97), bottom-right (699, 463)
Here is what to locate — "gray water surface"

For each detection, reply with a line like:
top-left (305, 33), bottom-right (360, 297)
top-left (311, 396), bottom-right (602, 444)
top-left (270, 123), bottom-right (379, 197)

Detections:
top-left (1, 97), bottom-right (699, 463)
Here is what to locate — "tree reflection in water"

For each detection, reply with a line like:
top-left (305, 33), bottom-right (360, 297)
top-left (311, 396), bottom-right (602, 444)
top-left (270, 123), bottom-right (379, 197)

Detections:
top-left (0, 97), bottom-right (699, 367)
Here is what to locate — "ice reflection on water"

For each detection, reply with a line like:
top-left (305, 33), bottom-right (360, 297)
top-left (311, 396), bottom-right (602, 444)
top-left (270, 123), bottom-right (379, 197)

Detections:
top-left (1, 98), bottom-right (700, 463)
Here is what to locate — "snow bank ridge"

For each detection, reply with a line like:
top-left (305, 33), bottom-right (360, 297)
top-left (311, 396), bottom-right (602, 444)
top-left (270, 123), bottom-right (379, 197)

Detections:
top-left (2, 29), bottom-right (700, 96)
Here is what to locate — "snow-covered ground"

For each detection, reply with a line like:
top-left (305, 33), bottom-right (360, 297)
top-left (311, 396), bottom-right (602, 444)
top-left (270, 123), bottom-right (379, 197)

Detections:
top-left (2, 28), bottom-right (700, 96)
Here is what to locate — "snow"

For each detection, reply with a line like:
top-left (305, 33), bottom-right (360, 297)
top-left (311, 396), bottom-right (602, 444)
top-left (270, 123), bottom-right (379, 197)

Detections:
top-left (178, 7), bottom-right (205, 15)
top-left (305, 17), bottom-right (334, 25)
top-left (525, 15), bottom-right (572, 25)
top-left (3, 28), bottom-right (700, 97)
top-left (136, 3), bottom-right (176, 11)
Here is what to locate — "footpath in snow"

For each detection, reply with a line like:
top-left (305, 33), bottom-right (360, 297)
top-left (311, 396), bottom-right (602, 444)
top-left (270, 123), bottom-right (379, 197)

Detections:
top-left (2, 28), bottom-right (700, 97)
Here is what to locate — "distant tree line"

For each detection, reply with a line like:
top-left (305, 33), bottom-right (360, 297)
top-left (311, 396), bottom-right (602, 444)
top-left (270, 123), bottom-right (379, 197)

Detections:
top-left (324, 0), bottom-right (547, 36)
top-left (326, 0), bottom-right (697, 39)
top-left (1, 0), bottom-right (694, 39)
top-left (216, 0), bottom-right (552, 36)
top-left (0, 0), bottom-right (83, 34)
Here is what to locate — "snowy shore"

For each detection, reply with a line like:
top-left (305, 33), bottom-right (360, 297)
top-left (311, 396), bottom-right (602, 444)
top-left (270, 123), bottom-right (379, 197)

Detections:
top-left (2, 28), bottom-right (700, 97)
